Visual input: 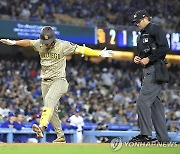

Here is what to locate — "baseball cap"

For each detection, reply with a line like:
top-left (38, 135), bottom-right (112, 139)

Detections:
top-left (132, 10), bottom-right (150, 23)
top-left (66, 118), bottom-right (70, 123)
top-left (75, 108), bottom-right (80, 113)
top-left (40, 26), bottom-right (55, 44)
top-left (8, 112), bottom-right (15, 118)
top-left (36, 114), bottom-right (41, 118)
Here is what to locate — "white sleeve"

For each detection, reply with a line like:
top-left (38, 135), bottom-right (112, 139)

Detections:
top-left (70, 116), bottom-right (76, 126)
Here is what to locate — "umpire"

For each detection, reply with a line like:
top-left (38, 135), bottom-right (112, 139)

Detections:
top-left (130, 10), bottom-right (169, 143)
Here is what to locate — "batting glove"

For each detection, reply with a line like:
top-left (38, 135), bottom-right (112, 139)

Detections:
top-left (99, 47), bottom-right (113, 57)
top-left (0, 39), bottom-right (16, 45)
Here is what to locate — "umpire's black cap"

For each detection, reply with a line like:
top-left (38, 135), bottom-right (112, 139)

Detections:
top-left (40, 26), bottom-right (55, 44)
top-left (132, 10), bottom-right (151, 23)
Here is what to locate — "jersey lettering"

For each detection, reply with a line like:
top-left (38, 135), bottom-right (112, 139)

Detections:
top-left (40, 52), bottom-right (60, 59)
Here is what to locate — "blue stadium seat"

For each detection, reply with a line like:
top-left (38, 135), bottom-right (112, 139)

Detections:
top-left (83, 123), bottom-right (97, 130)
top-left (108, 124), bottom-right (132, 131)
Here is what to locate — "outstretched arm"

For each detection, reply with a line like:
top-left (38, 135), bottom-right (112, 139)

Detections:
top-left (75, 45), bottom-right (134, 59)
top-left (0, 39), bottom-right (33, 47)
top-left (75, 45), bottom-right (113, 57)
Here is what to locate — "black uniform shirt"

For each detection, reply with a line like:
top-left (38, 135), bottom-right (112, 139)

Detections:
top-left (137, 23), bottom-right (169, 63)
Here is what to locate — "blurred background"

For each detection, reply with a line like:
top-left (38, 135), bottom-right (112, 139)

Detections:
top-left (0, 0), bottom-right (179, 143)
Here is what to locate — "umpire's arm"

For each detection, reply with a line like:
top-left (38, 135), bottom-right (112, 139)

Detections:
top-left (148, 25), bottom-right (169, 62)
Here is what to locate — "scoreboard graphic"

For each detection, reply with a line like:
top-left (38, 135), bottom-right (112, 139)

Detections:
top-left (0, 19), bottom-right (179, 52)
top-left (96, 28), bottom-right (180, 52)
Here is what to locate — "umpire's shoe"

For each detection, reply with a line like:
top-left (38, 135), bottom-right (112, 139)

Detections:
top-left (129, 135), bottom-right (152, 143)
top-left (32, 124), bottom-right (44, 138)
top-left (53, 136), bottom-right (66, 143)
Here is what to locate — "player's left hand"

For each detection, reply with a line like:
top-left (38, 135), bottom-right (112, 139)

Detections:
top-left (99, 47), bottom-right (113, 57)
top-left (140, 57), bottom-right (150, 66)
top-left (0, 39), bottom-right (16, 45)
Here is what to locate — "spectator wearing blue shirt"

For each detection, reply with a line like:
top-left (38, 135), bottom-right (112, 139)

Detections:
top-left (0, 112), bottom-right (16, 142)
top-left (1, 112), bottom-right (26, 142)
top-left (29, 114), bottom-right (41, 127)
top-left (1, 112), bottom-right (17, 129)
top-left (60, 117), bottom-right (77, 143)
top-left (14, 113), bottom-right (28, 143)
top-left (83, 114), bottom-right (92, 124)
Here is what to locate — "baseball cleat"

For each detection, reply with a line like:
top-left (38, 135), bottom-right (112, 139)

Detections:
top-left (53, 136), bottom-right (66, 143)
top-left (129, 135), bottom-right (152, 143)
top-left (32, 124), bottom-right (44, 138)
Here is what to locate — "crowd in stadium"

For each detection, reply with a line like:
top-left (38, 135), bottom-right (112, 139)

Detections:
top-left (0, 0), bottom-right (179, 31)
top-left (0, 0), bottom-right (179, 144)
top-left (0, 56), bottom-right (179, 136)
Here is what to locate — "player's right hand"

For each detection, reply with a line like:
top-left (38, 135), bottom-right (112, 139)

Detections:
top-left (0, 39), bottom-right (16, 45)
top-left (134, 56), bottom-right (141, 64)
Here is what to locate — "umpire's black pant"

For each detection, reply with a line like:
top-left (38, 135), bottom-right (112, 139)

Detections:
top-left (136, 65), bottom-right (169, 142)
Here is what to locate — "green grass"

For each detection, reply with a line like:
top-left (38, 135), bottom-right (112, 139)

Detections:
top-left (0, 143), bottom-right (179, 154)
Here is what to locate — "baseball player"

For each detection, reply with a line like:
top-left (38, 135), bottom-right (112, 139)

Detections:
top-left (0, 26), bottom-right (113, 143)
top-left (69, 108), bottom-right (84, 143)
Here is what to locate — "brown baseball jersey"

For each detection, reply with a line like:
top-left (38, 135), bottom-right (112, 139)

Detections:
top-left (30, 39), bottom-right (77, 79)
